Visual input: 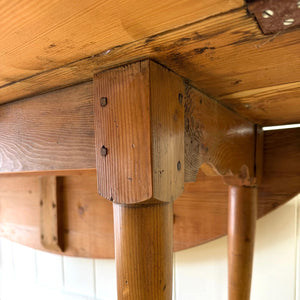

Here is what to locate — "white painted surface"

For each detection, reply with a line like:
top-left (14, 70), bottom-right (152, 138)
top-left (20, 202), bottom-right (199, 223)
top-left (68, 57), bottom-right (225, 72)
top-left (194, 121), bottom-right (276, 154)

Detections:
top-left (95, 259), bottom-right (117, 300)
top-left (0, 195), bottom-right (299, 300)
top-left (36, 250), bottom-right (63, 289)
top-left (0, 237), bottom-right (14, 281)
top-left (12, 242), bottom-right (36, 283)
top-left (0, 238), bottom-right (14, 300)
top-left (251, 199), bottom-right (297, 300)
top-left (63, 256), bottom-right (95, 297)
top-left (175, 236), bottom-right (228, 300)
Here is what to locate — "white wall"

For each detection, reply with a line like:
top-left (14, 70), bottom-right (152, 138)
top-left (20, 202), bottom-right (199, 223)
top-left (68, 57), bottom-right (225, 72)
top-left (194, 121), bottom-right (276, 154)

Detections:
top-left (0, 195), bottom-right (299, 300)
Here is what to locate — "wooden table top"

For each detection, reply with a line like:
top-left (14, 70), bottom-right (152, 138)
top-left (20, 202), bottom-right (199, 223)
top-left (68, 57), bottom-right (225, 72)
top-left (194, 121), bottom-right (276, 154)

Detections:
top-left (0, 0), bottom-right (299, 126)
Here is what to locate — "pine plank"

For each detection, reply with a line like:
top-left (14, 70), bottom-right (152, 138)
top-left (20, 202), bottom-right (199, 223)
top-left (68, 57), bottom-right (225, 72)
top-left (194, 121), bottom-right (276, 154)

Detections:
top-left (0, 82), bottom-right (95, 173)
top-left (0, 0), bottom-right (242, 86)
top-left (184, 85), bottom-right (257, 185)
top-left (40, 176), bottom-right (64, 251)
top-left (93, 61), bottom-right (153, 203)
top-left (220, 82), bottom-right (300, 125)
top-left (0, 8), bottom-right (299, 125)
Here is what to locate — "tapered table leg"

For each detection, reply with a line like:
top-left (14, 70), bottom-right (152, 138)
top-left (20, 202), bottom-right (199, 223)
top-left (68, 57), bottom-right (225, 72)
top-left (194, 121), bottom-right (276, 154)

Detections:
top-left (114, 200), bottom-right (173, 300)
top-left (93, 60), bottom-right (184, 300)
top-left (228, 186), bottom-right (257, 300)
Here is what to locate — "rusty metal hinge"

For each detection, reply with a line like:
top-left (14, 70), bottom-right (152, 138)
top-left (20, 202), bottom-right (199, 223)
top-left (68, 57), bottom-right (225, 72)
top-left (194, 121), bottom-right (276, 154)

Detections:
top-left (247, 0), bottom-right (300, 34)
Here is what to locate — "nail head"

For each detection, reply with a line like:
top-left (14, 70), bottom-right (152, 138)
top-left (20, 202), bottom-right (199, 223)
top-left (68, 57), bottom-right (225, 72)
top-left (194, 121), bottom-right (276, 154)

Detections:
top-left (101, 145), bottom-right (108, 157)
top-left (178, 93), bottom-right (183, 105)
top-left (262, 9), bottom-right (274, 18)
top-left (177, 161), bottom-right (182, 171)
top-left (283, 18), bottom-right (294, 26)
top-left (100, 97), bottom-right (107, 107)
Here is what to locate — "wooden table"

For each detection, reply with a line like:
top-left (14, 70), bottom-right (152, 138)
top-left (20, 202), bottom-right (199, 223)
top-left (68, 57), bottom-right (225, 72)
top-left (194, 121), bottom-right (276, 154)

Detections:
top-left (0, 1), bottom-right (299, 299)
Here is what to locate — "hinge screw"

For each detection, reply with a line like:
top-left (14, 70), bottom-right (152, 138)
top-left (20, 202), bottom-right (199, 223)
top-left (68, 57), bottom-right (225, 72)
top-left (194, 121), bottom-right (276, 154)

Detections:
top-left (262, 9), bottom-right (274, 18)
top-left (283, 18), bottom-right (294, 26)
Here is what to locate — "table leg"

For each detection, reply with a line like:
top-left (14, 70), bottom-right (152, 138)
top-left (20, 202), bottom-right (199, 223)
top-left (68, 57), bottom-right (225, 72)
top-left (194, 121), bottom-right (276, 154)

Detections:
top-left (228, 186), bottom-right (257, 300)
top-left (114, 200), bottom-right (173, 300)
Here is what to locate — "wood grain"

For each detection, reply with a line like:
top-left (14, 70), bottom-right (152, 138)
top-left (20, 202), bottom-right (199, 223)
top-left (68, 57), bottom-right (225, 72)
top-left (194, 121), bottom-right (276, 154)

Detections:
top-left (98, 61), bottom-right (184, 297)
top-left (0, 8), bottom-right (299, 126)
top-left (177, 128), bottom-right (300, 251)
top-left (149, 61), bottom-right (184, 202)
top-left (93, 61), bottom-right (152, 203)
top-left (220, 82), bottom-right (300, 125)
top-left (228, 186), bottom-right (257, 300)
top-left (40, 176), bottom-right (63, 251)
top-left (184, 85), bottom-right (256, 185)
top-left (0, 174), bottom-right (115, 258)
top-left (94, 60), bottom-right (184, 203)
top-left (259, 128), bottom-right (300, 210)
top-left (255, 125), bottom-right (264, 185)
top-left (0, 129), bottom-right (298, 258)
top-left (114, 200), bottom-right (173, 299)
top-left (0, 82), bottom-right (95, 173)
top-left (0, 0), bottom-right (242, 86)
top-left (1, 70), bottom-right (257, 188)
top-left (62, 174), bottom-right (114, 257)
